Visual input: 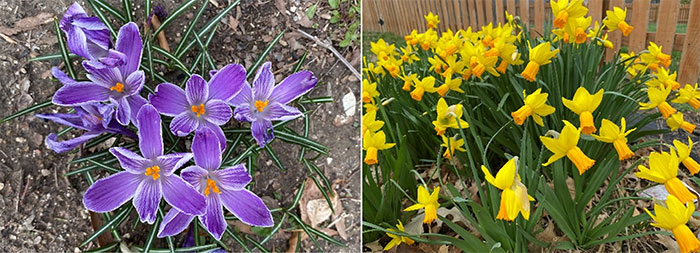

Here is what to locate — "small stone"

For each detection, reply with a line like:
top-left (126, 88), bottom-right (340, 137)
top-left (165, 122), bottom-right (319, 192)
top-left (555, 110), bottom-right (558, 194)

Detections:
top-left (290, 6), bottom-right (297, 12)
top-left (348, 75), bottom-right (358, 82)
top-left (33, 236), bottom-right (41, 244)
top-left (15, 137), bottom-right (26, 143)
top-left (266, 160), bottom-right (273, 166)
top-left (40, 169), bottom-right (50, 177)
top-left (0, 182), bottom-right (4, 191)
top-left (326, 157), bottom-right (333, 165)
top-left (9, 235), bottom-right (16, 240)
top-left (342, 92), bottom-right (356, 117)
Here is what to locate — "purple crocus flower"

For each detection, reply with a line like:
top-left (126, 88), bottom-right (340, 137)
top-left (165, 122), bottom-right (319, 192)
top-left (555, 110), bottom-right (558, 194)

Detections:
top-left (157, 128), bottom-right (273, 240)
top-left (35, 101), bottom-right (135, 153)
top-left (52, 22), bottom-right (146, 126)
top-left (149, 64), bottom-right (246, 149)
top-left (229, 62), bottom-right (317, 147)
top-left (60, 3), bottom-right (124, 68)
top-left (83, 104), bottom-right (206, 223)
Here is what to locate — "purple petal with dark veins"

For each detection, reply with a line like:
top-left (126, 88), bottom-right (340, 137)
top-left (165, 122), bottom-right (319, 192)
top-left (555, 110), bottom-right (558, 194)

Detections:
top-left (192, 128), bottom-right (222, 170)
top-left (127, 95), bottom-right (147, 125)
top-left (252, 62), bottom-right (275, 101)
top-left (170, 112), bottom-right (198, 136)
top-left (157, 153), bottom-right (193, 176)
top-left (114, 97), bottom-right (132, 125)
top-left (204, 99), bottom-right (232, 126)
top-left (66, 26), bottom-right (91, 59)
top-left (208, 63), bottom-right (246, 101)
top-left (158, 209), bottom-right (194, 238)
top-left (61, 3), bottom-right (87, 31)
top-left (199, 194), bottom-right (227, 240)
top-left (162, 176), bottom-right (206, 216)
top-left (83, 171), bottom-right (141, 212)
top-left (83, 63), bottom-right (121, 87)
top-left (220, 189), bottom-right (273, 227)
top-left (137, 104), bottom-right (163, 159)
top-left (149, 83), bottom-right (188, 116)
top-left (109, 147), bottom-right (148, 174)
top-left (265, 102), bottom-right (303, 121)
top-left (125, 70), bottom-right (145, 96)
top-left (51, 67), bottom-right (77, 86)
top-left (96, 49), bottom-right (126, 67)
top-left (181, 165), bottom-right (207, 190)
top-left (251, 119), bottom-right (274, 148)
top-left (46, 131), bottom-right (101, 153)
top-left (115, 22), bottom-right (142, 75)
top-left (53, 83), bottom-right (109, 106)
top-left (232, 104), bottom-right (254, 122)
top-left (35, 113), bottom-right (91, 131)
top-left (185, 74), bottom-right (209, 105)
top-left (199, 122), bottom-right (227, 151)
top-left (214, 164), bottom-right (251, 191)
top-left (133, 179), bottom-right (162, 224)
top-left (228, 81), bottom-right (252, 106)
top-left (268, 70), bottom-right (317, 104)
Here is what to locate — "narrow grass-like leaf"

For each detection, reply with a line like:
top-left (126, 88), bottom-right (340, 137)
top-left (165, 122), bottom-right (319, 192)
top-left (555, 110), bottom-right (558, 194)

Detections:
top-left (224, 227), bottom-right (251, 253)
top-left (288, 179), bottom-right (306, 211)
top-left (176, 1), bottom-right (238, 58)
top-left (1, 100), bottom-right (51, 123)
top-left (80, 206), bottom-right (132, 247)
top-left (153, 46), bottom-right (191, 76)
top-left (86, 0), bottom-right (118, 38)
top-left (275, 130), bottom-right (328, 154)
top-left (173, 0), bottom-right (209, 56)
top-left (84, 242), bottom-right (119, 253)
top-left (151, 0), bottom-right (197, 37)
top-left (287, 212), bottom-right (320, 249)
top-left (246, 31), bottom-right (285, 79)
top-left (29, 52), bottom-right (78, 62)
top-left (86, 159), bottom-right (121, 173)
top-left (143, 209), bottom-right (161, 253)
top-left (89, 0), bottom-right (126, 23)
top-left (260, 213), bottom-right (287, 244)
top-left (263, 145), bottom-right (285, 171)
top-left (299, 97), bottom-right (334, 104)
top-left (121, 0), bottom-right (133, 22)
top-left (54, 18), bottom-right (76, 79)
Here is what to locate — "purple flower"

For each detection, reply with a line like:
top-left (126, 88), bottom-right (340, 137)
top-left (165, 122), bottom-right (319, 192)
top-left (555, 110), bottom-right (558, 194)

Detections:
top-left (157, 128), bottom-right (273, 240)
top-left (229, 62), bottom-right (317, 147)
top-left (52, 22), bottom-right (146, 126)
top-left (83, 104), bottom-right (206, 224)
top-left (35, 102), bottom-right (135, 153)
top-left (149, 64), bottom-right (246, 149)
top-left (60, 3), bottom-right (124, 68)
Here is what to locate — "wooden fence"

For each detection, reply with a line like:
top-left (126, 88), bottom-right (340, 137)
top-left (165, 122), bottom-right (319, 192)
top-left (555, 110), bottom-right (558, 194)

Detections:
top-left (363, 0), bottom-right (700, 84)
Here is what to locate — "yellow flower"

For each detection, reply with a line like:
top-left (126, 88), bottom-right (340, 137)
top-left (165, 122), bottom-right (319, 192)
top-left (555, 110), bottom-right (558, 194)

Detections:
top-left (621, 51), bottom-right (645, 76)
top-left (482, 157), bottom-right (535, 221)
top-left (635, 149), bottom-right (697, 204)
top-left (562, 87), bottom-right (604, 135)
top-left (424, 12), bottom-right (440, 29)
top-left (511, 88), bottom-right (555, 126)
top-left (362, 111), bottom-right (384, 137)
top-left (432, 97), bottom-right (469, 135)
top-left (647, 68), bottom-right (680, 90)
top-left (641, 42), bottom-right (672, 70)
top-left (362, 130), bottom-right (395, 165)
top-left (401, 73), bottom-right (419, 91)
top-left (362, 79), bottom-right (380, 103)
top-left (521, 42), bottom-right (560, 82)
top-left (370, 39), bottom-right (397, 62)
top-left (567, 16), bottom-right (592, 44)
top-left (672, 84), bottom-right (700, 110)
top-left (591, 118), bottom-right (636, 160)
top-left (400, 45), bottom-right (420, 64)
top-left (639, 86), bottom-right (676, 119)
top-left (646, 195), bottom-right (700, 253)
top-left (436, 72), bottom-right (464, 97)
top-left (404, 185), bottom-right (440, 223)
top-left (410, 76), bottom-right (437, 101)
top-left (364, 103), bottom-right (378, 113)
top-left (551, 0), bottom-right (588, 29)
top-left (404, 30), bottom-right (419, 46)
top-left (541, 120), bottom-right (596, 174)
top-left (383, 220), bottom-right (414, 251)
top-left (603, 7), bottom-right (633, 36)
top-left (667, 112), bottom-right (696, 134)
top-left (674, 137), bottom-right (700, 175)
top-left (441, 135), bottom-right (466, 160)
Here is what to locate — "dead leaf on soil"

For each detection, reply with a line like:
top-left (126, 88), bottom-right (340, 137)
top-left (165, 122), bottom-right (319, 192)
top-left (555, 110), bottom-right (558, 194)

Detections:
top-left (286, 231), bottom-right (300, 253)
top-left (0, 12), bottom-right (53, 36)
top-left (298, 178), bottom-right (346, 239)
top-left (229, 221), bottom-right (254, 235)
top-left (228, 16), bottom-right (239, 32)
top-left (405, 206), bottom-right (472, 236)
top-left (275, 0), bottom-right (286, 14)
top-left (655, 233), bottom-right (680, 253)
top-left (365, 239), bottom-right (384, 252)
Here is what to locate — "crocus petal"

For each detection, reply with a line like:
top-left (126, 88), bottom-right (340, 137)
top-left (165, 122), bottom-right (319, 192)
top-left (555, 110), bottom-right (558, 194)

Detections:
top-left (162, 176), bottom-right (206, 216)
top-left (220, 189), bottom-right (273, 227)
top-left (265, 102), bottom-right (303, 121)
top-left (127, 95), bottom-right (148, 124)
top-left (215, 164), bottom-right (251, 191)
top-left (251, 119), bottom-right (274, 147)
top-left (83, 171), bottom-right (141, 212)
top-left (67, 26), bottom-right (91, 59)
top-left (114, 97), bottom-right (132, 125)
top-left (51, 67), bottom-right (77, 85)
top-left (268, 70), bottom-right (317, 104)
top-left (232, 104), bottom-right (254, 122)
top-left (115, 22), bottom-right (142, 75)
top-left (229, 81), bottom-right (252, 106)
top-left (192, 128), bottom-right (222, 170)
top-left (137, 104), bottom-right (163, 159)
top-left (186, 74), bottom-right (209, 105)
top-left (170, 112), bottom-right (199, 136)
top-left (133, 180), bottom-right (162, 224)
top-left (83, 62), bottom-right (122, 87)
top-left (200, 195), bottom-right (227, 240)
top-left (158, 209), bottom-right (195, 238)
top-left (149, 83), bottom-right (188, 116)
top-left (125, 70), bottom-right (145, 96)
top-left (109, 147), bottom-right (148, 174)
top-left (97, 49), bottom-right (127, 67)
top-left (181, 165), bottom-right (208, 189)
top-left (199, 121), bottom-right (227, 151)
top-left (157, 153), bottom-right (194, 176)
top-left (53, 83), bottom-right (109, 106)
top-left (35, 113), bottom-right (90, 131)
top-left (252, 62), bottom-right (275, 101)
top-left (208, 63), bottom-right (246, 101)
top-left (46, 131), bottom-right (101, 153)
top-left (60, 3), bottom-right (87, 31)
top-left (204, 99), bottom-right (232, 125)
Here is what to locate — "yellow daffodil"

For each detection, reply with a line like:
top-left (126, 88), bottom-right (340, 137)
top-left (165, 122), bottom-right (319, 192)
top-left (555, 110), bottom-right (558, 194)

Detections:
top-left (621, 51), bottom-right (645, 76)
top-left (400, 45), bottom-right (420, 64)
top-left (551, 0), bottom-right (588, 29)
top-left (370, 39), bottom-right (398, 62)
top-left (521, 42), bottom-right (560, 82)
top-left (674, 137), bottom-right (700, 175)
top-left (640, 86), bottom-right (676, 118)
top-left (404, 185), bottom-right (440, 223)
top-left (667, 112), bottom-right (696, 134)
top-left (424, 12), bottom-right (440, 29)
top-left (603, 7), bottom-right (633, 36)
top-left (364, 103), bottom-right (378, 113)
top-left (541, 120), bottom-right (596, 174)
top-left (562, 87), bottom-right (604, 135)
top-left (362, 130), bottom-right (395, 165)
top-left (441, 135), bottom-right (466, 160)
top-left (647, 68), bottom-right (680, 90)
top-left (401, 73), bottom-right (419, 91)
top-left (511, 88), bottom-right (555, 126)
top-left (405, 30), bottom-right (419, 46)
top-left (635, 149), bottom-right (697, 204)
top-left (436, 72), bottom-right (464, 97)
top-left (383, 220), bottom-right (414, 251)
top-left (410, 76), bottom-right (437, 101)
top-left (362, 79), bottom-right (380, 103)
top-left (672, 84), bottom-right (700, 110)
top-left (432, 97), bottom-right (469, 135)
top-left (362, 111), bottom-right (384, 137)
top-left (646, 195), bottom-right (700, 253)
top-left (591, 118), bottom-right (636, 160)
top-left (555, 16), bottom-right (591, 44)
top-left (482, 157), bottom-right (535, 220)
top-left (428, 55), bottom-right (447, 74)
top-left (641, 42), bottom-right (672, 71)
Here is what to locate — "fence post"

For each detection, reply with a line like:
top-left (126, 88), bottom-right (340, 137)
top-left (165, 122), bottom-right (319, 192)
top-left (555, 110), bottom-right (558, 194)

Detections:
top-left (629, 0), bottom-right (650, 53)
top-left (475, 0), bottom-right (486, 27)
top-left (496, 0), bottom-right (504, 24)
top-left (606, 0), bottom-right (625, 61)
top-left (656, 0), bottom-right (679, 54)
top-left (534, 0), bottom-right (544, 36)
top-left (678, 0), bottom-right (700, 85)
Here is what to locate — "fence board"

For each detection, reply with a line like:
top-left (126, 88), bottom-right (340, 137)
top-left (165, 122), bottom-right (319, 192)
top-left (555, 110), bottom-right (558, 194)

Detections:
top-left (521, 0), bottom-right (530, 28)
top-left (468, 0), bottom-right (478, 28)
top-left (506, 0), bottom-right (516, 19)
top-left (495, 0), bottom-right (504, 24)
top-left (629, 0), bottom-right (650, 52)
top-left (657, 0), bottom-right (679, 54)
top-left (679, 0), bottom-right (700, 84)
top-left (485, 0), bottom-right (494, 25)
top-left (606, 0), bottom-right (625, 61)
top-left (534, 0), bottom-right (544, 35)
top-left (475, 0), bottom-right (485, 27)
top-left (588, 0), bottom-right (603, 23)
